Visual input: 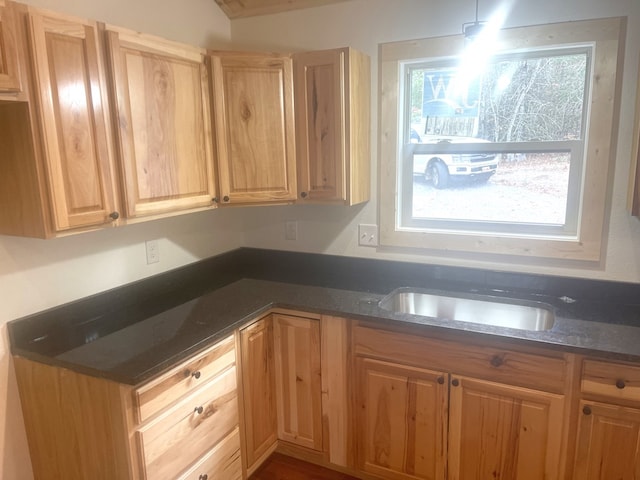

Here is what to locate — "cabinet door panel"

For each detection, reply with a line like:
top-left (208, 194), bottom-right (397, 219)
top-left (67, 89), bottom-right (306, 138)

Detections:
top-left (573, 400), bottom-right (640, 480)
top-left (273, 314), bottom-right (322, 451)
top-left (211, 53), bottom-right (296, 204)
top-left (28, 11), bottom-right (117, 230)
top-left (294, 49), bottom-right (344, 202)
top-left (356, 357), bottom-right (448, 480)
top-left (448, 376), bottom-right (565, 480)
top-left (0, 1), bottom-right (22, 92)
top-left (240, 316), bottom-right (278, 469)
top-left (107, 28), bottom-right (216, 217)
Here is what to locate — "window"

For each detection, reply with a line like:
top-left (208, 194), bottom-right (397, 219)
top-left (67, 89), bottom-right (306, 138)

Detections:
top-left (379, 18), bottom-right (625, 261)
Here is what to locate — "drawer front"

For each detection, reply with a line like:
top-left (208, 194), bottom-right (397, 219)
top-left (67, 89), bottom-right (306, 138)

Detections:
top-left (138, 365), bottom-right (239, 480)
top-left (135, 334), bottom-right (235, 423)
top-left (177, 427), bottom-right (242, 480)
top-left (582, 359), bottom-right (640, 402)
top-left (354, 325), bottom-right (567, 393)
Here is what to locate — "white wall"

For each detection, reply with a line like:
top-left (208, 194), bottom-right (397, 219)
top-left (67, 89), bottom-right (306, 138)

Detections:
top-left (0, 1), bottom-right (232, 478)
top-left (232, 0), bottom-right (640, 283)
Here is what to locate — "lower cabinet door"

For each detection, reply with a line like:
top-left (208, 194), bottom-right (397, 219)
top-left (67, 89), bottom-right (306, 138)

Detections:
top-left (573, 400), bottom-right (640, 480)
top-left (448, 375), bottom-right (565, 480)
top-left (356, 356), bottom-right (448, 480)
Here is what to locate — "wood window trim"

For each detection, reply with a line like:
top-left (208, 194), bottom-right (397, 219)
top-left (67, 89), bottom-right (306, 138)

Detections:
top-left (379, 17), bottom-right (626, 262)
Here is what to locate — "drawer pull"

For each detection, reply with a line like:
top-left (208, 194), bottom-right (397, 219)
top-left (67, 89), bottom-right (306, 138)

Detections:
top-left (192, 370), bottom-right (201, 379)
top-left (199, 475), bottom-right (208, 480)
top-left (194, 406), bottom-right (204, 415)
top-left (583, 405), bottom-right (592, 415)
top-left (490, 355), bottom-right (504, 367)
top-left (616, 379), bottom-right (626, 389)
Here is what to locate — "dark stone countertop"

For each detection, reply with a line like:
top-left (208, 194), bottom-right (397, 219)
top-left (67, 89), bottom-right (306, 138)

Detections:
top-left (9, 248), bottom-right (640, 386)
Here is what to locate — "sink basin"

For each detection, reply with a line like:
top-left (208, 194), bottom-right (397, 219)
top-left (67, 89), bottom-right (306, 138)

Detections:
top-left (378, 288), bottom-right (555, 331)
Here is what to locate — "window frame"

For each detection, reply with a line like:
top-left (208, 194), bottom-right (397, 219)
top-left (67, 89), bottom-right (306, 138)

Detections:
top-left (379, 17), bottom-right (625, 261)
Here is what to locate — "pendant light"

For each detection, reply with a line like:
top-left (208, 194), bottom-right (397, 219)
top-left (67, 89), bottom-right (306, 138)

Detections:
top-left (462, 0), bottom-right (486, 40)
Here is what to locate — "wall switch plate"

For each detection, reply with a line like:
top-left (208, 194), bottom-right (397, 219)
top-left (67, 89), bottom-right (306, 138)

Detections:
top-left (145, 240), bottom-right (159, 264)
top-left (285, 221), bottom-right (298, 240)
top-left (358, 224), bottom-right (378, 247)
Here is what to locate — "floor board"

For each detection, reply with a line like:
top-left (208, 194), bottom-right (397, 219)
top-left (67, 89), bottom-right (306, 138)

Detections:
top-left (249, 453), bottom-right (359, 480)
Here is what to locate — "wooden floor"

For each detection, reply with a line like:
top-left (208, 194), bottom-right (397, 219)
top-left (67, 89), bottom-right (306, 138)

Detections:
top-left (249, 453), bottom-right (359, 480)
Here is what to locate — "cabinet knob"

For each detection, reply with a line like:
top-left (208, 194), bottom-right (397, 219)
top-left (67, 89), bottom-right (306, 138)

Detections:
top-left (109, 211), bottom-right (120, 221)
top-left (616, 379), bottom-right (626, 389)
top-left (223, 196), bottom-right (230, 202)
top-left (199, 475), bottom-right (208, 480)
top-left (490, 355), bottom-right (504, 368)
top-left (451, 378), bottom-right (460, 387)
top-left (583, 405), bottom-right (592, 415)
top-left (300, 191), bottom-right (308, 199)
top-left (194, 406), bottom-right (204, 415)
top-left (212, 197), bottom-right (219, 203)
top-left (192, 371), bottom-right (201, 379)
top-left (437, 376), bottom-right (445, 385)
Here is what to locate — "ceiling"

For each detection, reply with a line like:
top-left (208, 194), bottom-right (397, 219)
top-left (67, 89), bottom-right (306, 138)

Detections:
top-left (214, 0), bottom-right (351, 19)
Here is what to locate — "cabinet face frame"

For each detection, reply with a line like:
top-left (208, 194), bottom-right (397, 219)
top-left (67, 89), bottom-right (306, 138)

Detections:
top-left (106, 26), bottom-right (217, 218)
top-left (26, 9), bottom-right (118, 231)
top-left (210, 52), bottom-right (297, 205)
top-left (0, 0), bottom-right (22, 92)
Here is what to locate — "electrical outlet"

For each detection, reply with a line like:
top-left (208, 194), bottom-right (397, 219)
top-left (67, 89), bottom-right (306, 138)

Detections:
top-left (285, 221), bottom-right (298, 240)
top-left (145, 240), bottom-right (159, 264)
top-left (358, 224), bottom-right (378, 247)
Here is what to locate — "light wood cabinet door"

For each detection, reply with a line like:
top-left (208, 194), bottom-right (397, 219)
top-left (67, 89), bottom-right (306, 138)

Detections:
top-left (294, 47), bottom-right (370, 205)
top-left (240, 316), bottom-right (278, 469)
top-left (273, 314), bottom-right (322, 451)
top-left (0, 1), bottom-right (22, 92)
top-left (27, 9), bottom-right (119, 231)
top-left (573, 400), bottom-right (640, 480)
top-left (106, 27), bottom-right (216, 218)
top-left (210, 52), bottom-right (297, 205)
top-left (448, 375), bottom-right (565, 480)
top-left (356, 356), bottom-right (448, 480)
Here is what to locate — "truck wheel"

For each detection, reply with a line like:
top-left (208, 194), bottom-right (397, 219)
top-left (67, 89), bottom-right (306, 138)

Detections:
top-left (429, 162), bottom-right (449, 189)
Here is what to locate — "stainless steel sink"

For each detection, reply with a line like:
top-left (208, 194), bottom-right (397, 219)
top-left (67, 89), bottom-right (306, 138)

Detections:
top-left (378, 288), bottom-right (555, 331)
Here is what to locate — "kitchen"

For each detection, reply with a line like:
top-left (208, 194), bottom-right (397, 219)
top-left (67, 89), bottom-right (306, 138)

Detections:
top-left (1, 0), bottom-right (640, 478)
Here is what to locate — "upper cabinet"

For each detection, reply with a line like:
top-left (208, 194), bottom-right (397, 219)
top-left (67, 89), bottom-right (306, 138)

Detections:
top-left (294, 47), bottom-right (370, 205)
top-left (0, 0), bottom-right (22, 93)
top-left (0, 7), bottom-right (120, 238)
top-left (105, 27), bottom-right (217, 218)
top-left (209, 51), bottom-right (297, 205)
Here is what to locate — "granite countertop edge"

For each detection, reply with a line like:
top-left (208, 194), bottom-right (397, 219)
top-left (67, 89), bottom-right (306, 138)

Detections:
top-left (11, 278), bottom-right (640, 386)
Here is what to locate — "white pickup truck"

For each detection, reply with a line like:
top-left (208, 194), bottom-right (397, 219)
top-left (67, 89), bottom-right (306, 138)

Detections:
top-left (411, 130), bottom-right (498, 189)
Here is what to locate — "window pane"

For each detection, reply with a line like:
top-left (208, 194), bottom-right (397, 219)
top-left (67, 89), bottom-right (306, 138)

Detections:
top-left (411, 151), bottom-right (571, 225)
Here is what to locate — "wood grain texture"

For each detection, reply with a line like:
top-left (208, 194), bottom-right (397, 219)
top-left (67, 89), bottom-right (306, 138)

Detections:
top-left (250, 452), bottom-right (359, 480)
top-left (273, 314), bottom-right (323, 451)
top-left (178, 427), bottom-right (242, 480)
top-left (581, 358), bottom-right (640, 403)
top-left (214, 0), bottom-right (350, 19)
top-left (106, 26), bottom-right (216, 218)
top-left (135, 334), bottom-right (236, 423)
top-left (240, 316), bottom-right (279, 470)
top-left (210, 52), bottom-right (297, 204)
top-left (13, 356), bottom-right (133, 480)
top-left (27, 8), bottom-right (118, 231)
top-left (448, 375), bottom-right (565, 480)
top-left (0, 0), bottom-right (22, 91)
top-left (573, 400), bottom-right (640, 480)
top-left (294, 47), bottom-right (370, 205)
top-left (138, 365), bottom-right (239, 479)
top-left (321, 315), bottom-right (352, 468)
top-left (356, 357), bottom-right (448, 480)
top-left (354, 324), bottom-right (569, 393)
